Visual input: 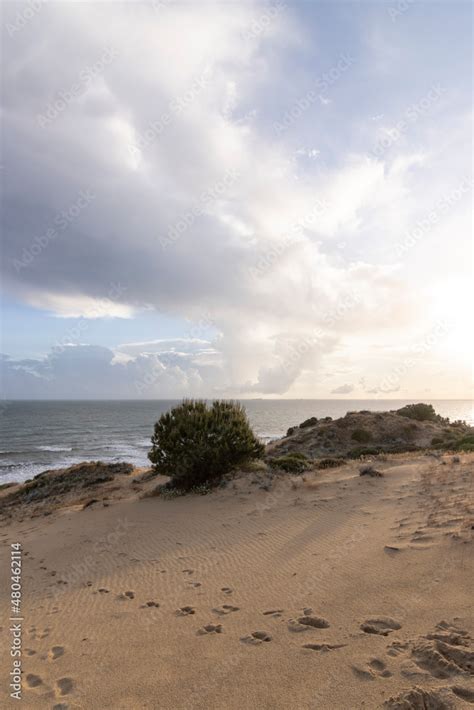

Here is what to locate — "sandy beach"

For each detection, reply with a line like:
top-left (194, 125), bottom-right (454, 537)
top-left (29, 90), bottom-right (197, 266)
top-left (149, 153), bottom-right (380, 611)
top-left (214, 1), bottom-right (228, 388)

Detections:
top-left (1, 450), bottom-right (472, 709)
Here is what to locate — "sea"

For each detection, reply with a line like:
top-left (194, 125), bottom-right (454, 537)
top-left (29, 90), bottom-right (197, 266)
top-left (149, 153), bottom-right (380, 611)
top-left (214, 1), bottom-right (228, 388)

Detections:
top-left (0, 399), bottom-right (472, 485)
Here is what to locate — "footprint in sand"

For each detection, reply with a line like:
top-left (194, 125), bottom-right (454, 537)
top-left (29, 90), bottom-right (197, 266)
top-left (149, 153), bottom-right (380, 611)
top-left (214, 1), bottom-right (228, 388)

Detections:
top-left (26, 673), bottom-right (43, 688)
top-left (221, 587), bottom-right (233, 595)
top-left (212, 604), bottom-right (239, 616)
top-left (352, 658), bottom-right (393, 680)
top-left (116, 591), bottom-right (135, 601)
top-left (48, 646), bottom-right (65, 661)
top-left (182, 569), bottom-right (194, 575)
top-left (177, 606), bottom-right (195, 616)
top-left (451, 686), bottom-right (474, 703)
top-left (197, 623), bottom-right (223, 635)
top-left (360, 617), bottom-right (401, 636)
top-left (56, 677), bottom-right (74, 696)
top-left (25, 648), bottom-right (36, 656)
top-left (263, 609), bottom-right (284, 618)
top-left (384, 686), bottom-right (455, 709)
top-left (188, 581), bottom-right (201, 588)
top-left (303, 643), bottom-right (346, 652)
top-left (52, 704), bottom-right (69, 710)
top-left (395, 622), bottom-right (474, 679)
top-left (288, 615), bottom-right (330, 632)
top-left (241, 631), bottom-right (272, 645)
top-left (141, 601), bottom-right (160, 608)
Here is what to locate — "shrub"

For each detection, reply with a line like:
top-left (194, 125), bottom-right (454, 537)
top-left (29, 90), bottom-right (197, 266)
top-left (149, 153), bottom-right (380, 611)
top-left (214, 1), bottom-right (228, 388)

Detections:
top-left (453, 434), bottom-right (474, 452)
top-left (299, 417), bottom-right (318, 428)
top-left (152, 482), bottom-right (212, 499)
top-left (347, 446), bottom-right (382, 459)
top-left (396, 403), bottom-right (443, 422)
top-left (316, 457), bottom-right (345, 469)
top-left (286, 427), bottom-right (296, 437)
top-left (268, 453), bottom-right (309, 473)
top-left (0, 462), bottom-right (133, 508)
top-left (351, 428), bottom-right (372, 443)
top-left (148, 400), bottom-right (264, 490)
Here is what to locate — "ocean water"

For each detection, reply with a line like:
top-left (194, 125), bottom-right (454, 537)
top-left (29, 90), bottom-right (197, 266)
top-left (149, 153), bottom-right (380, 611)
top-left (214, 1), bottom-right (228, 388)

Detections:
top-left (0, 399), bottom-right (472, 485)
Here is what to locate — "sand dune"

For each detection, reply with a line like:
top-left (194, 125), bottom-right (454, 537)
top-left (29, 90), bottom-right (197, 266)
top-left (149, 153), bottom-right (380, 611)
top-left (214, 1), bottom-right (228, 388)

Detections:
top-left (0, 453), bottom-right (472, 709)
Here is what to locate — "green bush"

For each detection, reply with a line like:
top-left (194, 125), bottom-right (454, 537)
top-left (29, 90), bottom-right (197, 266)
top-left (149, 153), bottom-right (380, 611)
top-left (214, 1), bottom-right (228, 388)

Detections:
top-left (396, 403), bottom-right (443, 422)
top-left (148, 400), bottom-right (264, 490)
top-left (316, 457), bottom-right (345, 469)
top-left (453, 434), bottom-right (474, 452)
top-left (268, 453), bottom-right (309, 473)
top-left (351, 428), bottom-right (372, 443)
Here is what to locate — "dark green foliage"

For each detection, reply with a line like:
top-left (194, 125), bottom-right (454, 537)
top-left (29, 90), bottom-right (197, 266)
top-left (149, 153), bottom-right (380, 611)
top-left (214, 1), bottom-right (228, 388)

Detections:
top-left (286, 427), bottom-right (296, 437)
top-left (148, 400), bottom-right (264, 490)
top-left (268, 453), bottom-right (309, 473)
top-left (299, 416), bottom-right (318, 428)
top-left (152, 481), bottom-right (212, 499)
top-left (453, 434), bottom-right (474, 452)
top-left (347, 446), bottom-right (382, 459)
top-left (386, 444), bottom-right (420, 454)
top-left (351, 428), bottom-right (372, 443)
top-left (396, 403), bottom-right (443, 422)
top-left (316, 457), bottom-right (345, 469)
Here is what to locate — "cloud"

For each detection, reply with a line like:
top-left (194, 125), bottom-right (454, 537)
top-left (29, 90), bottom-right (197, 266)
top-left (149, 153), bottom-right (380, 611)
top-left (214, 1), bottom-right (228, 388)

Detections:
top-left (1, 2), bottom-right (471, 398)
top-left (330, 384), bottom-right (354, 395)
top-left (1, 343), bottom-right (221, 399)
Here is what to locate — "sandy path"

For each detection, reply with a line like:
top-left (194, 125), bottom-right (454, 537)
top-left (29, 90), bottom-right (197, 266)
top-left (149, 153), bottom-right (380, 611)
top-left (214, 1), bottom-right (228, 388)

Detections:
top-left (0, 454), bottom-right (472, 709)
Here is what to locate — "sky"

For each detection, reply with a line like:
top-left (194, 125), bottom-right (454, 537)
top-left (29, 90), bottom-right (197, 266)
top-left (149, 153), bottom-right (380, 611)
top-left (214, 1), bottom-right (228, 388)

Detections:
top-left (1, 0), bottom-right (472, 400)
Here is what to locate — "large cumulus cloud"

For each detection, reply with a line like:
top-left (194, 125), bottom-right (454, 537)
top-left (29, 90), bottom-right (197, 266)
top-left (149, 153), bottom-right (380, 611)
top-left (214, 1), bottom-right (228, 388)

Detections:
top-left (1, 1), bottom-right (471, 398)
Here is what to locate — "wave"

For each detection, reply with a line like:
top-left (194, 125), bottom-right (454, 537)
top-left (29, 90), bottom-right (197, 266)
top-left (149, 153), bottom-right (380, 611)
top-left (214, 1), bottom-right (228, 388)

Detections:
top-left (37, 445), bottom-right (73, 452)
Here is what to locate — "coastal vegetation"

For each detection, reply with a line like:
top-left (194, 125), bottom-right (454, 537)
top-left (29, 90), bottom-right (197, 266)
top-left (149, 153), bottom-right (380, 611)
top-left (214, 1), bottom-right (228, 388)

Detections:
top-left (148, 399), bottom-right (264, 490)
